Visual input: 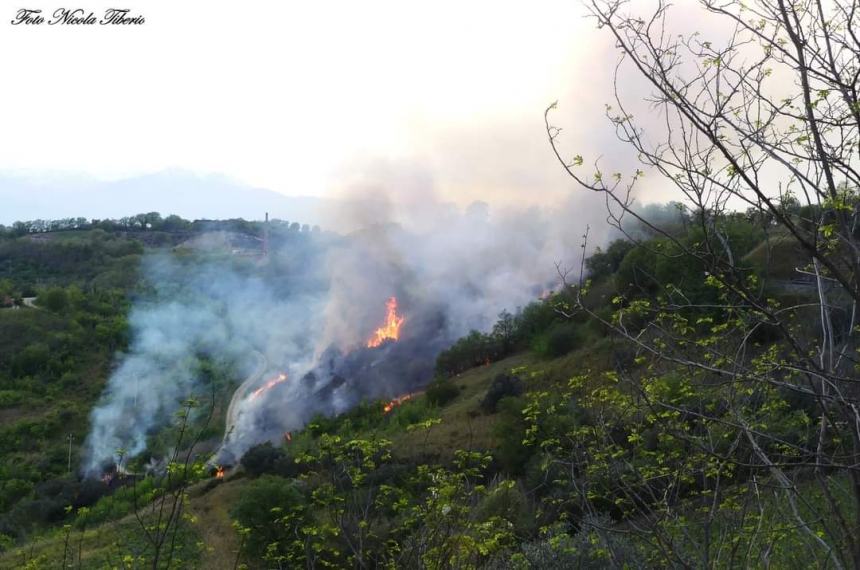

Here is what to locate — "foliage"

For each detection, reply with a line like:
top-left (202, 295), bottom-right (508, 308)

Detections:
top-left (425, 377), bottom-right (461, 407)
top-left (543, 0), bottom-right (860, 564)
top-left (436, 330), bottom-right (506, 378)
top-left (530, 321), bottom-right (582, 358)
top-left (230, 475), bottom-right (307, 561)
top-left (240, 442), bottom-right (296, 478)
top-left (585, 239), bottom-right (635, 281)
top-left (481, 374), bottom-right (524, 414)
top-left (436, 301), bottom-right (581, 377)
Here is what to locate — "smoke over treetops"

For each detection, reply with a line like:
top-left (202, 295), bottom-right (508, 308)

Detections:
top-left (82, 185), bottom-right (607, 475)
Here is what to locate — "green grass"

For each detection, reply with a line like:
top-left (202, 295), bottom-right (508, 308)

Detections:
top-left (0, 501), bottom-right (203, 569)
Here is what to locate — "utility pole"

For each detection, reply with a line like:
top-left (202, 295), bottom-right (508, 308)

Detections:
top-left (67, 433), bottom-right (74, 473)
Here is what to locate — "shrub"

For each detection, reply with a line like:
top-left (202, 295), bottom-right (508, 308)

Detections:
top-left (426, 378), bottom-right (460, 407)
top-left (436, 331), bottom-right (502, 377)
top-left (240, 442), bottom-right (296, 478)
top-left (532, 322), bottom-right (581, 358)
top-left (231, 475), bottom-right (306, 560)
top-left (473, 479), bottom-right (535, 537)
top-left (493, 397), bottom-right (532, 475)
top-left (514, 301), bottom-right (561, 347)
top-left (487, 518), bottom-right (639, 569)
top-left (585, 239), bottom-right (635, 281)
top-left (38, 287), bottom-right (69, 313)
top-left (481, 374), bottom-right (523, 414)
top-left (0, 390), bottom-right (24, 407)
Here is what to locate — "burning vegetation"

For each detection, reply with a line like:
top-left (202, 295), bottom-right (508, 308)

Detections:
top-left (382, 392), bottom-right (422, 414)
top-left (249, 373), bottom-right (288, 401)
top-left (367, 297), bottom-right (405, 348)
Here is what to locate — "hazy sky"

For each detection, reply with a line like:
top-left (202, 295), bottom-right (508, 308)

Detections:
top-left (0, 0), bottom-right (627, 209)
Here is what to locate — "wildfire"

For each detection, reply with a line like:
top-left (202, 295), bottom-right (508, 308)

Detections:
top-left (367, 297), bottom-right (405, 348)
top-left (383, 392), bottom-right (422, 414)
top-left (215, 466), bottom-right (225, 479)
top-left (284, 431), bottom-right (292, 443)
top-left (250, 373), bottom-right (288, 401)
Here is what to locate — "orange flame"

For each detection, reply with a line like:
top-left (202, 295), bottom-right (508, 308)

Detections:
top-left (284, 431), bottom-right (292, 443)
top-left (382, 392), bottom-right (423, 414)
top-left (250, 373), bottom-right (288, 401)
top-left (367, 297), bottom-right (405, 348)
top-left (215, 466), bottom-right (225, 479)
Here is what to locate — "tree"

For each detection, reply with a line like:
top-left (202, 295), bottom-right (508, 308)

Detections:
top-left (240, 442), bottom-right (289, 477)
top-left (230, 475), bottom-right (306, 562)
top-left (585, 238), bottom-right (635, 280)
top-left (161, 215), bottom-right (191, 232)
top-left (39, 287), bottom-right (68, 313)
top-left (0, 279), bottom-right (14, 298)
top-left (546, 0), bottom-right (860, 566)
top-left (143, 212), bottom-right (163, 230)
top-left (492, 309), bottom-right (517, 353)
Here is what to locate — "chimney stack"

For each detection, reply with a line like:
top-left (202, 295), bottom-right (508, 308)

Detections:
top-left (263, 212), bottom-right (269, 258)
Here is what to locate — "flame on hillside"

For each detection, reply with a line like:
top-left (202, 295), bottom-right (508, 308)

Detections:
top-left (250, 373), bottom-right (288, 401)
top-left (215, 466), bottom-right (225, 479)
top-left (383, 392), bottom-right (423, 414)
top-left (367, 297), bottom-right (405, 348)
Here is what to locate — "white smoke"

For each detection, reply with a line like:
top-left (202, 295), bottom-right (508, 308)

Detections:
top-left (82, 252), bottom-right (328, 475)
top-left (82, 174), bottom-right (608, 475)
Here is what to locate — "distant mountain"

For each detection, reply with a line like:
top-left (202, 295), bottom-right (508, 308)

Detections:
top-left (0, 170), bottom-right (330, 226)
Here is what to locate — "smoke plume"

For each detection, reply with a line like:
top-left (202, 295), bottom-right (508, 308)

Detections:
top-left (82, 172), bottom-right (607, 475)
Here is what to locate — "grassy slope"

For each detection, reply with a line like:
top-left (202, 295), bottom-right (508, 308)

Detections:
top-left (187, 478), bottom-right (247, 570)
top-left (189, 354), bottom-right (550, 567)
top-left (2, 347), bottom-right (599, 568)
top-left (5, 326), bottom-right (833, 567)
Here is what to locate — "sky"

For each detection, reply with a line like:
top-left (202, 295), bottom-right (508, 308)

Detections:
top-left (0, 0), bottom-right (636, 218)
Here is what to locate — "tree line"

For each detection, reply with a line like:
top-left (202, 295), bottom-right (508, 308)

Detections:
top-left (0, 213), bottom-right (321, 237)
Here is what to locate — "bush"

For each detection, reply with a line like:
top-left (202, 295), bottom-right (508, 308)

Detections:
top-left (585, 239), bottom-right (635, 281)
top-left (488, 518), bottom-right (638, 569)
top-left (240, 442), bottom-right (296, 478)
top-left (231, 475), bottom-right (306, 560)
top-left (481, 374), bottom-right (523, 414)
top-left (493, 397), bottom-right (532, 475)
top-left (426, 378), bottom-right (461, 407)
top-left (514, 301), bottom-right (562, 347)
top-left (0, 390), bottom-right (24, 407)
top-left (473, 479), bottom-right (534, 537)
top-left (532, 322), bottom-right (581, 358)
top-left (38, 287), bottom-right (69, 313)
top-left (436, 331), bottom-right (503, 377)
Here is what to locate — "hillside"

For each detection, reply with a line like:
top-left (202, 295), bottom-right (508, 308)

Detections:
top-left (1, 205), bottom-right (858, 569)
top-left (0, 216), bottom-right (322, 554)
top-left (0, 350), bottom-right (591, 568)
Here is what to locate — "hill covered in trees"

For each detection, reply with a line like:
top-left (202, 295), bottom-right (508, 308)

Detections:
top-left (0, 214), bottom-right (324, 558)
top-left (0, 198), bottom-right (854, 568)
top-left (3, 0), bottom-right (860, 566)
